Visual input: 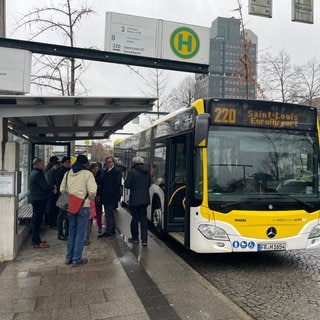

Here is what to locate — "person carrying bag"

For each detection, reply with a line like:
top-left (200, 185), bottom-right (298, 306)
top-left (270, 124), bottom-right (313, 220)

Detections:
top-left (59, 155), bottom-right (97, 267)
top-left (56, 170), bottom-right (87, 214)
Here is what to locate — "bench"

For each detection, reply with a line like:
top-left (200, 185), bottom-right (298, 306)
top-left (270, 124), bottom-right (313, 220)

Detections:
top-left (18, 203), bottom-right (33, 225)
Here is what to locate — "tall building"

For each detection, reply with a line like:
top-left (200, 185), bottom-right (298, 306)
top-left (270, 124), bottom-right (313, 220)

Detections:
top-left (195, 17), bottom-right (258, 99)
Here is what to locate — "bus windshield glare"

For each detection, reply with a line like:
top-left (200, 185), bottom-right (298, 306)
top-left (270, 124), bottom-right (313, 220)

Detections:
top-left (207, 126), bottom-right (319, 202)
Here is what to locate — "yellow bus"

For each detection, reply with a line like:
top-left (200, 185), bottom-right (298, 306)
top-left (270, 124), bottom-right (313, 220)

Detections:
top-left (114, 98), bottom-right (320, 253)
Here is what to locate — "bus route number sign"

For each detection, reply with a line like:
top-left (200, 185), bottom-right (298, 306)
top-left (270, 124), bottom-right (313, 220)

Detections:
top-left (213, 107), bottom-right (237, 124)
top-left (210, 102), bottom-right (315, 131)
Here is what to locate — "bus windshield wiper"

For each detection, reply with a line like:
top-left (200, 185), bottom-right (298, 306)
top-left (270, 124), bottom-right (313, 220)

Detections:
top-left (218, 198), bottom-right (262, 213)
top-left (274, 193), bottom-right (314, 211)
top-left (218, 194), bottom-right (314, 213)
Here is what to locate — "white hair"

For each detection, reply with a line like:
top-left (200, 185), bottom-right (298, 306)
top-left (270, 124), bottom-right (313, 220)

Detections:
top-left (132, 156), bottom-right (144, 164)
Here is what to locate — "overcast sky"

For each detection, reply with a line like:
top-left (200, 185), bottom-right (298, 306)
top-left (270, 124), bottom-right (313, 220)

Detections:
top-left (5, 0), bottom-right (320, 97)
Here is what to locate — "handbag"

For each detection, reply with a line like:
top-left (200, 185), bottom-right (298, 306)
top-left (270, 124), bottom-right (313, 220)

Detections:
top-left (56, 191), bottom-right (69, 211)
top-left (56, 171), bottom-right (70, 211)
top-left (68, 194), bottom-right (86, 215)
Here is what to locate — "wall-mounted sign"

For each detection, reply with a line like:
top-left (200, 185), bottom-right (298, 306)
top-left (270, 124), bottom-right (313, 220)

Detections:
top-left (249, 0), bottom-right (273, 18)
top-left (292, 0), bottom-right (313, 24)
top-left (105, 12), bottom-right (209, 65)
top-left (0, 172), bottom-right (15, 196)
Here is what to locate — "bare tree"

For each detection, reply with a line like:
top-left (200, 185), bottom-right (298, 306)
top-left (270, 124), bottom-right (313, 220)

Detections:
top-left (294, 58), bottom-right (320, 106)
top-left (232, 0), bottom-right (264, 99)
top-left (90, 140), bottom-right (112, 162)
top-left (14, 0), bottom-right (94, 95)
top-left (142, 69), bottom-right (169, 119)
top-left (128, 67), bottom-right (170, 125)
top-left (166, 76), bottom-right (196, 112)
top-left (259, 49), bottom-right (298, 102)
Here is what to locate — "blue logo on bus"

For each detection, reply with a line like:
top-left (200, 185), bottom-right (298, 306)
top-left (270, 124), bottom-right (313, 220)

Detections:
top-left (240, 241), bottom-right (247, 249)
top-left (232, 241), bottom-right (240, 248)
top-left (248, 241), bottom-right (255, 249)
top-left (233, 240), bottom-right (256, 250)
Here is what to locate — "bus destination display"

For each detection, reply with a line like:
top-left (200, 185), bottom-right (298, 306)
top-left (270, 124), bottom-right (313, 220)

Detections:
top-left (209, 101), bottom-right (316, 131)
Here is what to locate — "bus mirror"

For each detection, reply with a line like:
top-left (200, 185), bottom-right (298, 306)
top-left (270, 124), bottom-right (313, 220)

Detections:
top-left (194, 113), bottom-right (210, 148)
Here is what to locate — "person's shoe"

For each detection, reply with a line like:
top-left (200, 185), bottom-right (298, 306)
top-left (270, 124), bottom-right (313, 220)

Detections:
top-left (128, 238), bottom-right (139, 243)
top-left (72, 258), bottom-right (88, 267)
top-left (98, 228), bottom-right (103, 234)
top-left (65, 260), bottom-right (72, 265)
top-left (31, 240), bottom-right (47, 246)
top-left (33, 242), bottom-right (49, 249)
top-left (58, 235), bottom-right (67, 241)
top-left (142, 242), bottom-right (148, 247)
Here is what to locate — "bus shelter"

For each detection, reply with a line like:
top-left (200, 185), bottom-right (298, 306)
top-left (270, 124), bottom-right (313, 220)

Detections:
top-left (0, 95), bottom-right (155, 261)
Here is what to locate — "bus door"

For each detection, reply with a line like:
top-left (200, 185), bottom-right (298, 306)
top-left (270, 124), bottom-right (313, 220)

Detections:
top-left (165, 134), bottom-right (191, 246)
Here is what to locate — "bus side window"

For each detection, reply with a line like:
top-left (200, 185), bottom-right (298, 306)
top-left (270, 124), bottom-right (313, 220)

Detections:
top-left (153, 145), bottom-right (166, 189)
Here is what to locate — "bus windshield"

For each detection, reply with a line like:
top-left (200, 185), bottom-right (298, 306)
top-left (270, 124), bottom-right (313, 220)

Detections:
top-left (207, 126), bottom-right (319, 202)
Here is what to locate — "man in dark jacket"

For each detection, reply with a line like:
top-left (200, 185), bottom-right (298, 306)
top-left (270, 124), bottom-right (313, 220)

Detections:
top-left (55, 156), bottom-right (71, 240)
top-left (45, 160), bottom-right (60, 228)
top-left (124, 156), bottom-right (151, 246)
top-left (29, 157), bottom-right (54, 248)
top-left (44, 155), bottom-right (59, 174)
top-left (98, 156), bottom-right (122, 238)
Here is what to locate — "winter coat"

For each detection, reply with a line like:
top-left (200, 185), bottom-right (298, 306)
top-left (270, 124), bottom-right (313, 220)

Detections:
top-left (55, 166), bottom-right (70, 189)
top-left (45, 167), bottom-right (59, 188)
top-left (124, 163), bottom-right (151, 207)
top-left (29, 168), bottom-right (51, 203)
top-left (100, 166), bottom-right (122, 206)
top-left (60, 163), bottom-right (97, 207)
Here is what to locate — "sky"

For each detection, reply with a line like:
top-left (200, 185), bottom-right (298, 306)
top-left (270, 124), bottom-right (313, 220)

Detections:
top-left (5, 0), bottom-right (320, 97)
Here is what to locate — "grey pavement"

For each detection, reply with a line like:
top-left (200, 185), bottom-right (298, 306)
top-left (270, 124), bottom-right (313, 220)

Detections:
top-left (0, 208), bottom-right (252, 320)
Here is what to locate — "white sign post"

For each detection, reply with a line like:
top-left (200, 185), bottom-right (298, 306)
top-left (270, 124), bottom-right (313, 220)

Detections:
top-left (105, 12), bottom-right (209, 65)
top-left (292, 0), bottom-right (314, 24)
top-left (248, 0), bottom-right (273, 18)
top-left (105, 12), bottom-right (158, 58)
top-left (0, 47), bottom-right (31, 94)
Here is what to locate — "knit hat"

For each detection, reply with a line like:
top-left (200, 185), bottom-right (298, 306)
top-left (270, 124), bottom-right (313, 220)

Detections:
top-left (76, 155), bottom-right (89, 165)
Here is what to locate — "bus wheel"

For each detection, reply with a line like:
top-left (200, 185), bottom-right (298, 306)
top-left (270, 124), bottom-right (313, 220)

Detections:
top-left (152, 206), bottom-right (163, 236)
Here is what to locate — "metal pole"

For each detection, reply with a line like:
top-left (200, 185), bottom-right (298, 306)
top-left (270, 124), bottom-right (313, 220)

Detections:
top-left (0, 0), bottom-right (5, 37)
top-left (0, 0), bottom-right (6, 168)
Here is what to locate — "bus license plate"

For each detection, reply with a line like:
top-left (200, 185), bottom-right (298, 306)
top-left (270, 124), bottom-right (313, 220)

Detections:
top-left (257, 242), bottom-right (286, 251)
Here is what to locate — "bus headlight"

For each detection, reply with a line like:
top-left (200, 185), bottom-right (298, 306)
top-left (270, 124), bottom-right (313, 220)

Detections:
top-left (198, 224), bottom-right (229, 240)
top-left (308, 225), bottom-right (320, 239)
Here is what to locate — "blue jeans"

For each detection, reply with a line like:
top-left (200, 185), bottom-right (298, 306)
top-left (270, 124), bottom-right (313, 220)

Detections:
top-left (66, 207), bottom-right (89, 264)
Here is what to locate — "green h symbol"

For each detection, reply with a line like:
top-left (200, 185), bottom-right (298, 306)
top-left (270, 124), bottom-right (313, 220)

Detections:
top-left (178, 34), bottom-right (192, 52)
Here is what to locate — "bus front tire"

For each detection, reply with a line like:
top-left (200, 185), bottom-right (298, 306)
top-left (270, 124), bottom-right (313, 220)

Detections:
top-left (151, 206), bottom-right (163, 237)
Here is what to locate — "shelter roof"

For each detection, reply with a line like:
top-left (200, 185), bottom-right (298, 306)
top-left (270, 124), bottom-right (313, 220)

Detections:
top-left (0, 96), bottom-right (155, 142)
